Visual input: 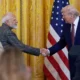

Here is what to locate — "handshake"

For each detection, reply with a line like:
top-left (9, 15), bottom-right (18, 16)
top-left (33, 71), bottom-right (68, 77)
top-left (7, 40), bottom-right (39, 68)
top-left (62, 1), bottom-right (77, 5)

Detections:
top-left (40, 48), bottom-right (50, 57)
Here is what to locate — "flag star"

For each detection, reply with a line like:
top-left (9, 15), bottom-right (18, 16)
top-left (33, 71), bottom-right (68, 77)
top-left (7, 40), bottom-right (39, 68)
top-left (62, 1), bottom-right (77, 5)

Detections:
top-left (61, 24), bottom-right (63, 27)
top-left (56, 23), bottom-right (58, 26)
top-left (66, 2), bottom-right (69, 4)
top-left (51, 17), bottom-right (53, 19)
top-left (61, 30), bottom-right (63, 33)
top-left (56, 18), bottom-right (59, 20)
top-left (56, 12), bottom-right (59, 14)
top-left (57, 0), bottom-right (59, 3)
top-left (62, 1), bottom-right (64, 4)
top-left (57, 6), bottom-right (59, 9)
top-left (61, 18), bottom-right (64, 21)
top-left (53, 6), bottom-right (54, 8)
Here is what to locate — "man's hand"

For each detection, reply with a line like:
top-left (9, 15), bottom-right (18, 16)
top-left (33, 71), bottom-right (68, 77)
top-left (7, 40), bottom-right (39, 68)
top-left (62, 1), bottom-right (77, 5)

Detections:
top-left (40, 48), bottom-right (50, 56)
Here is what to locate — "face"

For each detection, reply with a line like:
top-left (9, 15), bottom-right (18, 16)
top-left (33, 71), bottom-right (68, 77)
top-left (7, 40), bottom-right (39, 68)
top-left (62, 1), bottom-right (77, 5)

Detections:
top-left (62, 12), bottom-right (72, 24)
top-left (7, 15), bottom-right (18, 29)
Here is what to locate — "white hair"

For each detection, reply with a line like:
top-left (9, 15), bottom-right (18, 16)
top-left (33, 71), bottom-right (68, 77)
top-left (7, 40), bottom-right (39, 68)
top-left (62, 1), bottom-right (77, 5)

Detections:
top-left (61, 5), bottom-right (80, 17)
top-left (2, 12), bottom-right (13, 23)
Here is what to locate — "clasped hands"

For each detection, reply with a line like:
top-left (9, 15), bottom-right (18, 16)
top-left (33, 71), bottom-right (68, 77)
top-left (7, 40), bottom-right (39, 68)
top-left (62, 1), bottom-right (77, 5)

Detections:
top-left (40, 48), bottom-right (50, 56)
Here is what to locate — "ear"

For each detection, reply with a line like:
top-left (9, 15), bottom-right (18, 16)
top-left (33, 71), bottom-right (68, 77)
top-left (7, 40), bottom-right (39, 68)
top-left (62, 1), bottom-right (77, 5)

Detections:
top-left (5, 20), bottom-right (9, 24)
top-left (5, 20), bottom-right (10, 26)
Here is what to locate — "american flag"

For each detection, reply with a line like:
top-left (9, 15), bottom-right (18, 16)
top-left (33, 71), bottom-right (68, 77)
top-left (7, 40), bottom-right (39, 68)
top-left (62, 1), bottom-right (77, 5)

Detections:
top-left (44, 0), bottom-right (71, 80)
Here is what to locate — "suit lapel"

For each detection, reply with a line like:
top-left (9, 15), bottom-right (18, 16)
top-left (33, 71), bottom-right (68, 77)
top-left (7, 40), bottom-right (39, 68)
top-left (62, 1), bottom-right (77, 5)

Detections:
top-left (75, 17), bottom-right (80, 44)
top-left (65, 24), bottom-right (72, 45)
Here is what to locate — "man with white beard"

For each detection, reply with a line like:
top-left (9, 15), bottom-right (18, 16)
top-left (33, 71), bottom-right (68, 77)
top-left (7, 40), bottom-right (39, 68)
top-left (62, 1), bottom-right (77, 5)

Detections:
top-left (0, 12), bottom-right (45, 56)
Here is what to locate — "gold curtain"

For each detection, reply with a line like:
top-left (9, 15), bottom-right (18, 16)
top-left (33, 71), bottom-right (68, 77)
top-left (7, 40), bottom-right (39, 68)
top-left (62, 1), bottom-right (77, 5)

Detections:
top-left (0, 0), bottom-right (80, 80)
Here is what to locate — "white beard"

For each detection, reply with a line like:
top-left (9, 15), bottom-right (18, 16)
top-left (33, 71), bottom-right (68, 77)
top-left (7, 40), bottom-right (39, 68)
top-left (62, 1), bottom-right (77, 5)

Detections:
top-left (11, 25), bottom-right (17, 29)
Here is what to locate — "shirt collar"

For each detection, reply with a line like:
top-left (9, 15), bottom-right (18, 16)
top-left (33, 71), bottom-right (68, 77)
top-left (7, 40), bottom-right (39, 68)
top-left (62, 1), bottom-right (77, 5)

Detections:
top-left (2, 23), bottom-right (13, 30)
top-left (73, 16), bottom-right (79, 26)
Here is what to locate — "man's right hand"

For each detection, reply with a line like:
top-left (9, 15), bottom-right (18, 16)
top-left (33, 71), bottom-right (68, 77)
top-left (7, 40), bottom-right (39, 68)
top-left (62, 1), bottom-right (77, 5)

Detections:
top-left (40, 48), bottom-right (50, 57)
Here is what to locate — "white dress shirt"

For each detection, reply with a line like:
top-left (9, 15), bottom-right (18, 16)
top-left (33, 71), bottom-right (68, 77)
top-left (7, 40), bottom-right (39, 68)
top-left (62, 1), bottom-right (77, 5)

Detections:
top-left (71, 16), bottom-right (79, 36)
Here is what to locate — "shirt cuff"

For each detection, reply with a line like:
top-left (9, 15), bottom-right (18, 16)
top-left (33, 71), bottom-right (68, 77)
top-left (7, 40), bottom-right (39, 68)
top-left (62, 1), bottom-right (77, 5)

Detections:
top-left (47, 49), bottom-right (50, 56)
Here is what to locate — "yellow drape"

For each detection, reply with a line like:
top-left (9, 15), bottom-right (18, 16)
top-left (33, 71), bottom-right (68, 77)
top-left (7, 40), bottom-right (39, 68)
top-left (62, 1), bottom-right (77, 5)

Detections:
top-left (0, 0), bottom-right (80, 80)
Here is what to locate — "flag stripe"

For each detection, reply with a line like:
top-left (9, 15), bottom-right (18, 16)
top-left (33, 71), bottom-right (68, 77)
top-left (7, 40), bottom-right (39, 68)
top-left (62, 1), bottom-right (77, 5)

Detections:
top-left (53, 53), bottom-right (70, 80)
top-left (47, 56), bottom-right (68, 80)
top-left (48, 32), bottom-right (69, 69)
top-left (44, 58), bottom-right (61, 80)
top-left (44, 63), bottom-right (56, 80)
top-left (49, 25), bottom-right (60, 42)
top-left (58, 50), bottom-right (69, 69)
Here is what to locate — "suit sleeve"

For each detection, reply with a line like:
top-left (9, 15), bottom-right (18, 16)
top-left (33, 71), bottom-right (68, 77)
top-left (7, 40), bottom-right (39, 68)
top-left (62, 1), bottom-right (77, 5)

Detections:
top-left (6, 31), bottom-right (40, 56)
top-left (48, 28), bottom-right (67, 56)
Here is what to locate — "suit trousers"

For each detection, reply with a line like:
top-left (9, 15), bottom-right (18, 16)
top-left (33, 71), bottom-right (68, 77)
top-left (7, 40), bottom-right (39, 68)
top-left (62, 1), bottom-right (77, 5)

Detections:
top-left (69, 54), bottom-right (80, 80)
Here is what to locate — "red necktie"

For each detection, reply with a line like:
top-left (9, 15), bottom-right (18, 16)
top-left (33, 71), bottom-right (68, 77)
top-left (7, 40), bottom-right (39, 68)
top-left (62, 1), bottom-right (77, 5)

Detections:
top-left (71, 24), bottom-right (75, 45)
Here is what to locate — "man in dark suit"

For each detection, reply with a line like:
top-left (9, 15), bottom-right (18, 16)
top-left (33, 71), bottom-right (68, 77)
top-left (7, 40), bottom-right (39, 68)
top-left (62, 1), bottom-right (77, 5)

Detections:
top-left (42, 5), bottom-right (80, 80)
top-left (0, 12), bottom-right (45, 56)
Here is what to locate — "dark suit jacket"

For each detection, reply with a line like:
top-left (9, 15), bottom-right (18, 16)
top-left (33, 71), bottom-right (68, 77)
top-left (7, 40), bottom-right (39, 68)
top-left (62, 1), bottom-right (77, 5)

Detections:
top-left (49, 17), bottom-right (80, 55)
top-left (0, 23), bottom-right (40, 56)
